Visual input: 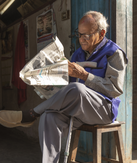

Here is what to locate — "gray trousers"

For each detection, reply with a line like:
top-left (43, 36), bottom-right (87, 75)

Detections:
top-left (34, 82), bottom-right (112, 163)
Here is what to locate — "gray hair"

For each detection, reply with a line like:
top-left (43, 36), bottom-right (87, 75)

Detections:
top-left (84, 11), bottom-right (109, 33)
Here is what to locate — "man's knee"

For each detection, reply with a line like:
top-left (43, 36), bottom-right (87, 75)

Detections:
top-left (68, 82), bottom-right (86, 97)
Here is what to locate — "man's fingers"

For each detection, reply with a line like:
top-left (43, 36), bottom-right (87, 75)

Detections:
top-left (68, 62), bottom-right (79, 69)
top-left (68, 62), bottom-right (75, 69)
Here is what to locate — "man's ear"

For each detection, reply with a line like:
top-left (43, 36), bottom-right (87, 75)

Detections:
top-left (100, 29), bottom-right (106, 38)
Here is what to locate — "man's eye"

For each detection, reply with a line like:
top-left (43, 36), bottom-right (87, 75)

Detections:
top-left (84, 35), bottom-right (89, 38)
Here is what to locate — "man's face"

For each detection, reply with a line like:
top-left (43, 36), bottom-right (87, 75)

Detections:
top-left (78, 16), bottom-right (102, 54)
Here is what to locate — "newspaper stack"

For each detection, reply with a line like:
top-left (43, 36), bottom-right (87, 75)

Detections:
top-left (20, 36), bottom-right (68, 99)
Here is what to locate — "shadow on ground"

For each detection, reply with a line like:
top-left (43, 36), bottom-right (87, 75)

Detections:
top-left (2, 124), bottom-right (136, 163)
top-left (0, 125), bottom-right (42, 163)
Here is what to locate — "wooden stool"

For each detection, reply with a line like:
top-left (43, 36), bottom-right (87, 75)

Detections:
top-left (68, 121), bottom-right (125, 163)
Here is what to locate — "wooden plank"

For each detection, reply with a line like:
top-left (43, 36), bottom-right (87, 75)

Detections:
top-left (102, 157), bottom-right (119, 163)
top-left (116, 0), bottom-right (133, 162)
top-left (0, 39), bottom-right (2, 109)
top-left (2, 0), bottom-right (56, 32)
top-left (114, 127), bottom-right (126, 162)
top-left (125, 0), bottom-right (133, 162)
top-left (96, 129), bottom-right (102, 163)
top-left (68, 130), bottom-right (81, 163)
top-left (116, 0), bottom-right (127, 149)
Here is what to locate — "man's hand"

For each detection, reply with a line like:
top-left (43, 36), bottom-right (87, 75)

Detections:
top-left (68, 61), bottom-right (89, 81)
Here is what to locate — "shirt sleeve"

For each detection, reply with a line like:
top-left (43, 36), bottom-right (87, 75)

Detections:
top-left (85, 49), bottom-right (127, 98)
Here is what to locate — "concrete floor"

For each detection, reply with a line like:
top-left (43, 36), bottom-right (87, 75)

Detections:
top-left (0, 125), bottom-right (66, 163)
top-left (0, 125), bottom-right (42, 163)
top-left (0, 124), bottom-right (137, 163)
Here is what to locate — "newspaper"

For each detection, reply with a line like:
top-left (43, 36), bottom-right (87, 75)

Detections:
top-left (20, 36), bottom-right (68, 99)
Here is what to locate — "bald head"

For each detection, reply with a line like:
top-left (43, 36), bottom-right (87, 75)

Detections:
top-left (78, 15), bottom-right (98, 33)
top-left (77, 14), bottom-right (106, 54)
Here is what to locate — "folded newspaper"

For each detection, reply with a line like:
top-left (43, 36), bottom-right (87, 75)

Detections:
top-left (20, 36), bottom-right (68, 99)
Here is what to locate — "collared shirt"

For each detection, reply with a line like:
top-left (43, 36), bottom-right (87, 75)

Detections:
top-left (85, 37), bottom-right (108, 60)
top-left (85, 37), bottom-right (127, 98)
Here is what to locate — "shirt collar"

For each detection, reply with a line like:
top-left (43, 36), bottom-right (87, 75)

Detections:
top-left (94, 36), bottom-right (108, 51)
top-left (85, 37), bottom-right (108, 56)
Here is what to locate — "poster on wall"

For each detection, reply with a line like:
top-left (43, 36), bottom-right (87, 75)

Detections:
top-left (1, 27), bottom-right (13, 89)
top-left (1, 28), bottom-right (13, 59)
top-left (36, 6), bottom-right (57, 52)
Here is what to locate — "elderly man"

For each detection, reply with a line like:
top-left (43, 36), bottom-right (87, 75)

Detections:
top-left (0, 11), bottom-right (127, 163)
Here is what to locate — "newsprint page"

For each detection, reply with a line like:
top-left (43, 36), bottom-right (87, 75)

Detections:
top-left (20, 36), bottom-right (68, 99)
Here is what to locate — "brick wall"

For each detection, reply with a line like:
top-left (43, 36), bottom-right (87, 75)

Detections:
top-left (133, 0), bottom-right (137, 150)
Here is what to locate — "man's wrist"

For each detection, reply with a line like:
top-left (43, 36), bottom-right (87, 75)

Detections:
top-left (81, 72), bottom-right (89, 81)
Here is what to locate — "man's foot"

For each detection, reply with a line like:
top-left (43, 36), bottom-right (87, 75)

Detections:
top-left (21, 109), bottom-right (40, 123)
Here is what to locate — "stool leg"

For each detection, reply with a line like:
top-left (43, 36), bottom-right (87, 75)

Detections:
top-left (93, 128), bottom-right (102, 163)
top-left (68, 130), bottom-right (81, 163)
top-left (114, 126), bottom-right (126, 163)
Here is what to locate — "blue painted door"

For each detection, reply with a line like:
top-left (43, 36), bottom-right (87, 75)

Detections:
top-left (71, 1), bottom-right (114, 162)
top-left (116, 0), bottom-right (132, 162)
top-left (71, 0), bottom-right (132, 162)
top-left (71, 0), bottom-right (114, 54)
top-left (71, 0), bottom-right (133, 162)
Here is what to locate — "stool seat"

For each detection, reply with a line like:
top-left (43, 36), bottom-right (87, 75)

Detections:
top-left (68, 121), bottom-right (126, 163)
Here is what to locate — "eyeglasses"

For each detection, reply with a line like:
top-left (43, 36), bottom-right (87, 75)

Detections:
top-left (74, 28), bottom-right (99, 40)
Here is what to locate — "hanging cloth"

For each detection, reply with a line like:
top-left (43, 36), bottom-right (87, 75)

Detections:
top-left (12, 21), bottom-right (27, 105)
